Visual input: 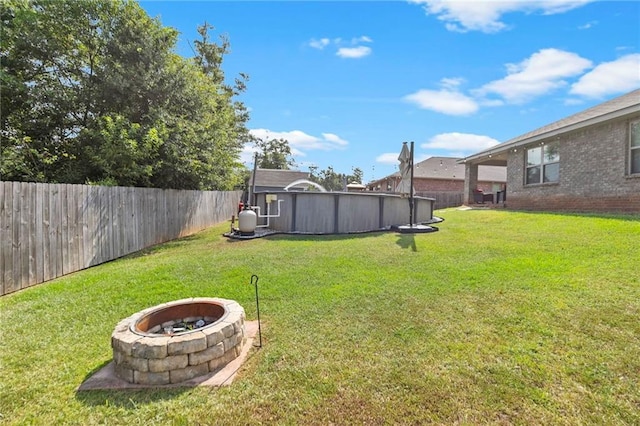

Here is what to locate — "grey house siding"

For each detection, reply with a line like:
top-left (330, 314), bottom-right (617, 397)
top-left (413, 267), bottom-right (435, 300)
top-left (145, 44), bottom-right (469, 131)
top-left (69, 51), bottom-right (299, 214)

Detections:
top-left (506, 114), bottom-right (640, 212)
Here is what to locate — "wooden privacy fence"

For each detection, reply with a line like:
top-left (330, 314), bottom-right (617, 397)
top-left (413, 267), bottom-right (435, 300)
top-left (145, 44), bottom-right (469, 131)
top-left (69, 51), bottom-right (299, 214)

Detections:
top-left (0, 181), bottom-right (241, 296)
top-left (416, 191), bottom-right (464, 210)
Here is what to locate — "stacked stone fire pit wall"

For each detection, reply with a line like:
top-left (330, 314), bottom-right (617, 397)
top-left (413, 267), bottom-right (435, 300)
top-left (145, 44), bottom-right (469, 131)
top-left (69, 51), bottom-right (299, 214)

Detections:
top-left (111, 298), bottom-right (246, 385)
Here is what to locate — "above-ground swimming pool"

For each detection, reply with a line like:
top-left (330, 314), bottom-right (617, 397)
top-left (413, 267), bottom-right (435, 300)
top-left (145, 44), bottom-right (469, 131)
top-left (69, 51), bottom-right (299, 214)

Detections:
top-left (249, 191), bottom-right (435, 234)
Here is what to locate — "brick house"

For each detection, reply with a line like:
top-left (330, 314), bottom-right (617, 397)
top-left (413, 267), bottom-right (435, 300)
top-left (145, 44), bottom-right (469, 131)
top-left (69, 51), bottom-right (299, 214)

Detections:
top-left (460, 89), bottom-right (640, 213)
top-left (369, 156), bottom-right (506, 194)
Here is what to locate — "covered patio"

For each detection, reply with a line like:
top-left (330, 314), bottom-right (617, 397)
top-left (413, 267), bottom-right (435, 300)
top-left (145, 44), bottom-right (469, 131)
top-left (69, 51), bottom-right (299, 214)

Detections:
top-left (460, 152), bottom-right (508, 206)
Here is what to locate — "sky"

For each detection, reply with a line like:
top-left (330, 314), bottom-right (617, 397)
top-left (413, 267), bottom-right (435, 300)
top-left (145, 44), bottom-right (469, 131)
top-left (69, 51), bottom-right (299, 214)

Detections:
top-left (139, 0), bottom-right (640, 182)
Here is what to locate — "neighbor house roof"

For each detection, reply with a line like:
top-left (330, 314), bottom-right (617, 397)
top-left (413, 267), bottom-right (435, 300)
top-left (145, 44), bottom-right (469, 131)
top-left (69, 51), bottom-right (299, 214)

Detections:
top-left (250, 169), bottom-right (310, 188)
top-left (378, 157), bottom-right (505, 183)
top-left (462, 88), bottom-right (640, 163)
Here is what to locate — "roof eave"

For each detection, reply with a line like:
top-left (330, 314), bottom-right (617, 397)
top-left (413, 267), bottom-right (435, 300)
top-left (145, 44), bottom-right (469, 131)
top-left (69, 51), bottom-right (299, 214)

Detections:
top-left (459, 104), bottom-right (640, 164)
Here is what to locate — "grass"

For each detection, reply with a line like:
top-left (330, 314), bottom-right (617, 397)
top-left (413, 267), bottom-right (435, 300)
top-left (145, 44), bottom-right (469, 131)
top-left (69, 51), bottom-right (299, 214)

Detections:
top-left (1, 209), bottom-right (639, 425)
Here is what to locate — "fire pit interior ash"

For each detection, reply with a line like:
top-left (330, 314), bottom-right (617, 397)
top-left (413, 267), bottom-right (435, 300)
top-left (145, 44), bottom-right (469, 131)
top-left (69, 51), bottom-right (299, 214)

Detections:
top-left (111, 298), bottom-right (246, 385)
top-left (134, 300), bottom-right (225, 335)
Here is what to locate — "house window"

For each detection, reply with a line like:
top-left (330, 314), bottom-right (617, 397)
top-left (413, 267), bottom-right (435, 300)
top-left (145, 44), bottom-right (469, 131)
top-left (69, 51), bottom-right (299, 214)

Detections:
top-left (526, 143), bottom-right (559, 185)
top-left (631, 120), bottom-right (640, 175)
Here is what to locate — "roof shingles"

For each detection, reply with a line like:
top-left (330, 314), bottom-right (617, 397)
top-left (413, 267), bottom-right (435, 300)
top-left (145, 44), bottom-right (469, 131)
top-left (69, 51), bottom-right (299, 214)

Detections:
top-left (465, 89), bottom-right (640, 162)
top-left (251, 169), bottom-right (310, 188)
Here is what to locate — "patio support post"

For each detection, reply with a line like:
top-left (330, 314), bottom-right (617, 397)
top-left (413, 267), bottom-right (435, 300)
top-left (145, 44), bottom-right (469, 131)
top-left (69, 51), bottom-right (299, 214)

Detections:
top-left (464, 162), bottom-right (479, 205)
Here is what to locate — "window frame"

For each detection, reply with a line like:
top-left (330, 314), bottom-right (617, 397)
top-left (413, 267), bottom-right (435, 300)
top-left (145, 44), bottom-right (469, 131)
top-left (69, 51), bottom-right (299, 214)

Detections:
top-left (630, 119), bottom-right (640, 176)
top-left (525, 142), bottom-right (560, 185)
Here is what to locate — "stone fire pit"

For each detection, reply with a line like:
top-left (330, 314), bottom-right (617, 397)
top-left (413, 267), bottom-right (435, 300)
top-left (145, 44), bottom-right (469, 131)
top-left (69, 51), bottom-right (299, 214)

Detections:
top-left (111, 298), bottom-right (246, 385)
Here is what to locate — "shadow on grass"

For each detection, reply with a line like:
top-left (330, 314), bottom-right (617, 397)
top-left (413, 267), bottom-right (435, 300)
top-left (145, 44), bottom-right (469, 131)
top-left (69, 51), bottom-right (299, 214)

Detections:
top-left (75, 387), bottom-right (190, 408)
top-left (81, 359), bottom-right (113, 383)
top-left (75, 359), bottom-right (190, 407)
top-left (75, 346), bottom-right (263, 408)
top-left (471, 208), bottom-right (640, 222)
top-left (396, 234), bottom-right (417, 251)
top-left (118, 234), bottom-right (203, 259)
top-left (517, 210), bottom-right (640, 221)
top-left (230, 230), bottom-right (390, 243)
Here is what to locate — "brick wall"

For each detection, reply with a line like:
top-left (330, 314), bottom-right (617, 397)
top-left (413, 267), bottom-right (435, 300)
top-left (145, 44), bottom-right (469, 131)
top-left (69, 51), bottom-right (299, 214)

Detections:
top-left (508, 194), bottom-right (640, 213)
top-left (506, 114), bottom-right (640, 213)
top-left (413, 179), bottom-right (462, 192)
top-left (371, 176), bottom-right (500, 194)
top-left (413, 178), bottom-right (497, 192)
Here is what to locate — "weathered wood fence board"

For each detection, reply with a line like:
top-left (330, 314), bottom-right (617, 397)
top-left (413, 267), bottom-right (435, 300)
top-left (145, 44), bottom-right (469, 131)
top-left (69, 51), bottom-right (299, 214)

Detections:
top-left (417, 191), bottom-right (464, 210)
top-left (1, 182), bottom-right (12, 294)
top-left (0, 182), bottom-right (241, 296)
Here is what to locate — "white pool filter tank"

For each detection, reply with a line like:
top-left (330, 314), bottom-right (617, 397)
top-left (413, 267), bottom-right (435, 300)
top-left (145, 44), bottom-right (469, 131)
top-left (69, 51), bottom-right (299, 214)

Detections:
top-left (238, 207), bottom-right (257, 234)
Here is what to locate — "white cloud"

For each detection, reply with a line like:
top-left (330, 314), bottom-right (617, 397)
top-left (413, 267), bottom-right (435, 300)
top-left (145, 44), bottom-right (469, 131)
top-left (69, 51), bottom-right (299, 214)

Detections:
top-left (476, 48), bottom-right (592, 103)
top-left (421, 133), bottom-right (500, 152)
top-left (240, 144), bottom-right (259, 166)
top-left (376, 153), bottom-right (402, 165)
top-left (377, 135), bottom-right (497, 169)
top-left (336, 46), bottom-right (372, 59)
top-left (249, 129), bottom-right (349, 153)
top-left (569, 54), bottom-right (640, 98)
top-left (440, 77), bottom-right (465, 89)
top-left (404, 49), bottom-right (632, 116)
top-left (404, 89), bottom-right (478, 115)
top-left (309, 38), bottom-right (330, 50)
top-left (352, 35), bottom-right (373, 44)
top-left (321, 133), bottom-right (349, 146)
top-left (410, 0), bottom-right (593, 33)
top-left (479, 98), bottom-right (505, 107)
top-left (308, 35), bottom-right (373, 58)
top-left (539, 1), bottom-right (594, 14)
top-left (578, 20), bottom-right (597, 30)
top-left (563, 97), bottom-right (585, 106)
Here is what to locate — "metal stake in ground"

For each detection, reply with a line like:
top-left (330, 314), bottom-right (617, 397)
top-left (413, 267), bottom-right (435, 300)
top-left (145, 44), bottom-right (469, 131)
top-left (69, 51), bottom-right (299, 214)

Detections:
top-left (250, 274), bottom-right (262, 348)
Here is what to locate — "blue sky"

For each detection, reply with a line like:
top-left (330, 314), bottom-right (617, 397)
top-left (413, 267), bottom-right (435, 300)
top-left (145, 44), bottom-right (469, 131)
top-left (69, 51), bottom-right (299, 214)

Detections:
top-left (139, 0), bottom-right (640, 182)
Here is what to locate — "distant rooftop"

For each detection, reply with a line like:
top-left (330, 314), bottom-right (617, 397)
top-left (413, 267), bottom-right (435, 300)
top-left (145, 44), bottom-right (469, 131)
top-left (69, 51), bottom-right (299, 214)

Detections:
top-left (250, 169), bottom-right (310, 188)
top-left (377, 157), bottom-right (505, 182)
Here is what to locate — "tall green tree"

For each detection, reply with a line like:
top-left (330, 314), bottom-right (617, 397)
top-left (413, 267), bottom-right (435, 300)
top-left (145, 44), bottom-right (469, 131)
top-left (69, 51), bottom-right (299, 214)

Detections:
top-left (350, 167), bottom-right (363, 184)
top-left (150, 22), bottom-right (251, 190)
top-left (76, 0), bottom-right (179, 186)
top-left (253, 137), bottom-right (295, 170)
top-left (1, 0), bottom-right (250, 189)
top-left (1, 0), bottom-right (96, 182)
top-left (309, 166), bottom-right (363, 191)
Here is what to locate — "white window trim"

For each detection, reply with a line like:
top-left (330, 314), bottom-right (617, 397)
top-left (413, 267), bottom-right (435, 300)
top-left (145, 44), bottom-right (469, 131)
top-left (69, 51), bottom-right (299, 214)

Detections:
top-left (525, 142), bottom-right (560, 185)
top-left (630, 119), bottom-right (640, 175)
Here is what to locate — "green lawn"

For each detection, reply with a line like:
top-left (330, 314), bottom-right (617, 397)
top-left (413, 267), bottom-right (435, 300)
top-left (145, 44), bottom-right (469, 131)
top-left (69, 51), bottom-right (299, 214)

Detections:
top-left (1, 209), bottom-right (639, 425)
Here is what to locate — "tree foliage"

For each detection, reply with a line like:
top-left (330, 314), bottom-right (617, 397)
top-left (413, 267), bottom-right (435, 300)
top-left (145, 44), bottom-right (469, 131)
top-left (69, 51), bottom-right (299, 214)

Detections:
top-left (1, 0), bottom-right (250, 189)
top-left (253, 137), bottom-right (295, 170)
top-left (309, 166), bottom-right (363, 191)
